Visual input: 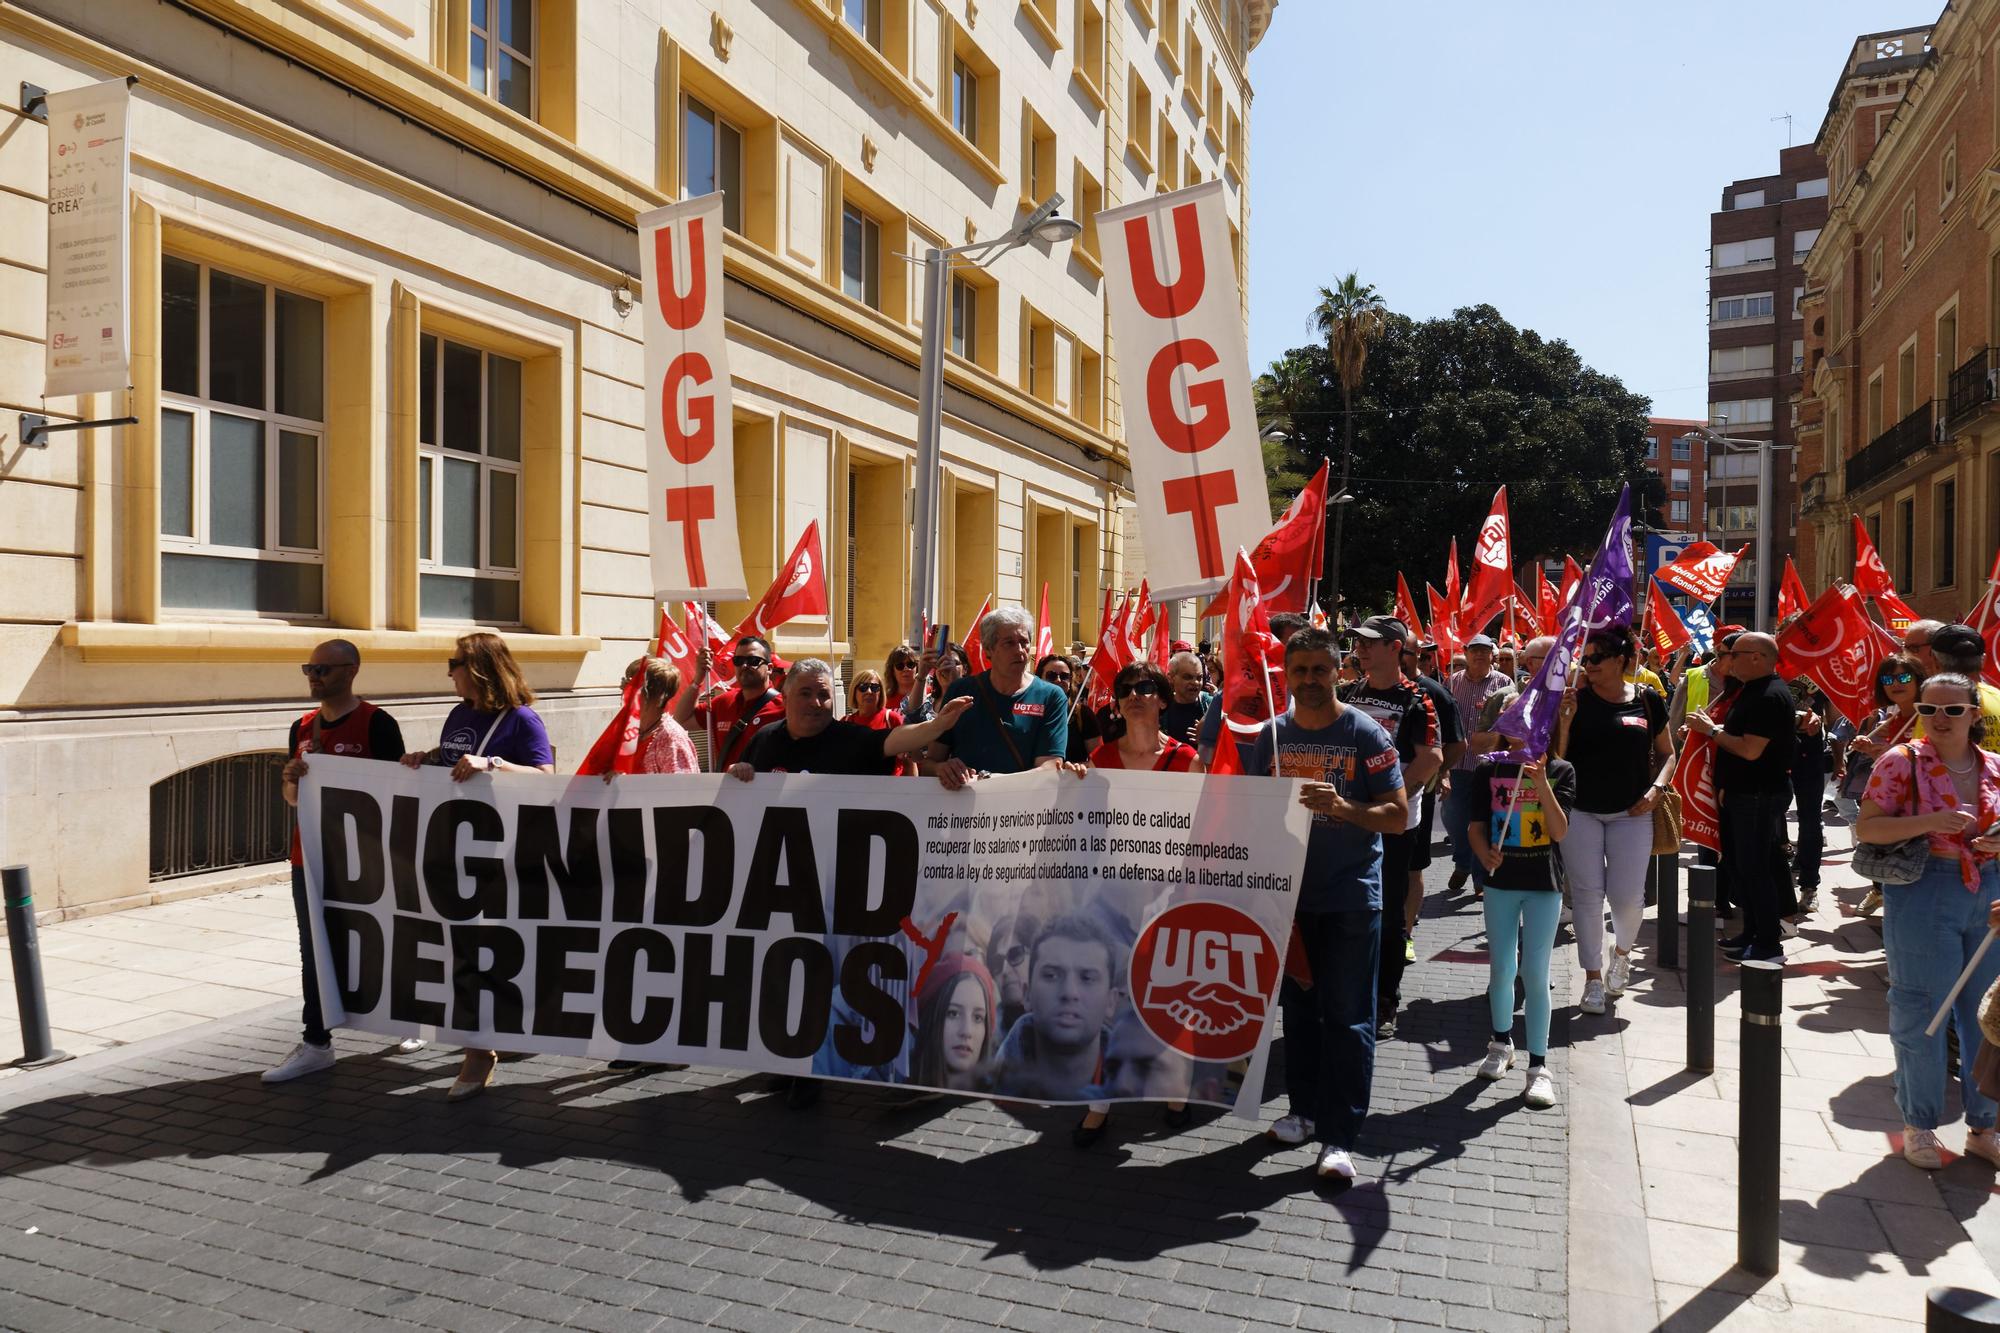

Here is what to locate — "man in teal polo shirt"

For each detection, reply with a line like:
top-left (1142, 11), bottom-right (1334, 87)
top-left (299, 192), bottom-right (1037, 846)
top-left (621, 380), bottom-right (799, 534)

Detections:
top-left (926, 606), bottom-right (1080, 786)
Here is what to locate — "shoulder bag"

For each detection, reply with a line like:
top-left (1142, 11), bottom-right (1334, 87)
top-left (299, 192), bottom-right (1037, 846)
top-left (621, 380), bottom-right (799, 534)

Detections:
top-left (1851, 743), bottom-right (1932, 886)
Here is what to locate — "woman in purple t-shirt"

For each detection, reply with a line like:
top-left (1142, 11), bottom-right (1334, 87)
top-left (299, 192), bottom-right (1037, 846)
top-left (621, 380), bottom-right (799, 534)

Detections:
top-left (400, 632), bottom-right (555, 1101)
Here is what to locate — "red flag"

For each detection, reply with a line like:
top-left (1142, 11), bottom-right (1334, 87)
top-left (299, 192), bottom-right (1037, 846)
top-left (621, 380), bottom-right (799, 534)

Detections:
top-left (1394, 573), bottom-right (1425, 642)
top-left (1670, 729), bottom-right (1721, 852)
top-left (730, 521), bottom-right (829, 649)
top-left (1427, 583), bottom-right (1461, 656)
top-left (1036, 583), bottom-right (1054, 661)
top-left (1972, 544), bottom-right (2000, 687)
top-left (1126, 580), bottom-right (1154, 661)
top-left (1086, 592), bottom-right (1132, 710)
top-left (1559, 556), bottom-right (1583, 615)
top-left (1776, 583), bottom-right (1890, 726)
top-left (1151, 607), bottom-right (1173, 669)
top-left (1207, 548), bottom-right (1284, 776)
top-left (1196, 461), bottom-right (1328, 618)
top-left (1656, 541), bottom-right (1748, 604)
top-left (961, 594), bottom-right (993, 673)
top-left (576, 670), bottom-right (646, 776)
top-left (1537, 572), bottom-right (1561, 636)
top-left (1646, 579), bottom-right (1691, 657)
top-left (1850, 515), bottom-right (1919, 630)
top-left (1778, 557), bottom-right (1810, 622)
top-left (1460, 488), bottom-right (1512, 636)
top-left (1445, 539), bottom-right (1463, 630)
top-left (682, 601), bottom-right (731, 691)
top-left (654, 605), bottom-right (703, 694)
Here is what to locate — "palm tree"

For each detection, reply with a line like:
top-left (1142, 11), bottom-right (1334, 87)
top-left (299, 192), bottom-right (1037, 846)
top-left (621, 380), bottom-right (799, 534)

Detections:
top-left (1308, 273), bottom-right (1386, 612)
top-left (1254, 349), bottom-right (1321, 517)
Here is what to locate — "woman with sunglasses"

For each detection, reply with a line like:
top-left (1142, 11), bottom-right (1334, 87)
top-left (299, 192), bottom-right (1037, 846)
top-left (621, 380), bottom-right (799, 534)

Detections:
top-left (884, 644), bottom-right (922, 715)
top-left (1088, 661), bottom-right (1203, 773)
top-left (1037, 654), bottom-right (1097, 763)
top-left (1558, 626), bottom-right (1675, 1016)
top-left (1856, 673), bottom-right (2000, 1171)
top-left (845, 668), bottom-right (916, 775)
top-left (1842, 653), bottom-right (1925, 916)
top-left (400, 632), bottom-right (555, 1101)
top-left (909, 644), bottom-right (969, 723)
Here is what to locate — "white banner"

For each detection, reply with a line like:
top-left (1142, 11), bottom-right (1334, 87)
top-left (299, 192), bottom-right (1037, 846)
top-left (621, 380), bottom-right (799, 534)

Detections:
top-left (1097, 180), bottom-right (1272, 601)
top-left (640, 193), bottom-right (747, 601)
top-left (45, 77), bottom-right (132, 398)
top-left (299, 758), bottom-right (1309, 1115)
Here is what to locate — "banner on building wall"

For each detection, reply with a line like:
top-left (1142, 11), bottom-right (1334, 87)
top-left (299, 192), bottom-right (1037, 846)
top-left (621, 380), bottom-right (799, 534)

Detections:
top-left (1097, 180), bottom-right (1272, 601)
top-left (45, 77), bottom-right (133, 398)
top-left (298, 757), bottom-right (1309, 1115)
top-left (639, 193), bottom-right (748, 601)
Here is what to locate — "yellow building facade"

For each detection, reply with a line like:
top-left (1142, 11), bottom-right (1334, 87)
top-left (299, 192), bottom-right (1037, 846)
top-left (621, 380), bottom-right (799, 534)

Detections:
top-left (0, 0), bottom-right (1273, 914)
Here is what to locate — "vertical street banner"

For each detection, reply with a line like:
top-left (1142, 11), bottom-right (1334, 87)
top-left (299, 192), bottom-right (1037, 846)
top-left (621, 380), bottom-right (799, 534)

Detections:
top-left (640, 193), bottom-right (748, 601)
top-left (299, 759), bottom-right (1310, 1115)
top-left (1097, 180), bottom-right (1272, 600)
top-left (45, 77), bottom-right (132, 398)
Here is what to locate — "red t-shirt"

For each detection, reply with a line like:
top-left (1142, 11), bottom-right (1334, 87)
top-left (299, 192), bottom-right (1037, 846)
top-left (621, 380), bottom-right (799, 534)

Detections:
top-left (287, 701), bottom-right (405, 864)
top-left (694, 687), bottom-right (786, 769)
top-left (850, 707), bottom-right (916, 776)
top-left (1089, 737), bottom-right (1196, 772)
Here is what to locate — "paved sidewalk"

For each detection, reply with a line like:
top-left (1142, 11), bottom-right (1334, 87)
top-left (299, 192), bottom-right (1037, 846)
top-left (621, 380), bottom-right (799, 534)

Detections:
top-left (1578, 812), bottom-right (2000, 1330)
top-left (0, 858), bottom-right (1567, 1332)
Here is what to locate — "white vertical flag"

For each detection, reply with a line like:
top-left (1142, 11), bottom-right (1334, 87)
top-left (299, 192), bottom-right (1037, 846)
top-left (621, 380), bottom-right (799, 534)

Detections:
top-left (640, 193), bottom-right (747, 601)
top-left (1097, 180), bottom-right (1272, 600)
top-left (45, 77), bottom-right (133, 398)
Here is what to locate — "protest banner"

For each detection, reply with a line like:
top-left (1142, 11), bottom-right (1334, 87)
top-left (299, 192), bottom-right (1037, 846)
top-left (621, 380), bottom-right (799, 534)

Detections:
top-left (299, 758), bottom-right (1310, 1115)
top-left (1097, 181), bottom-right (1272, 598)
top-left (45, 77), bottom-right (132, 397)
top-left (640, 193), bottom-right (748, 601)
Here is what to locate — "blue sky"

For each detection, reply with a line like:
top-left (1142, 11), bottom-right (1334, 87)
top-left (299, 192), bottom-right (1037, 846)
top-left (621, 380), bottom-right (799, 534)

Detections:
top-left (1244, 1), bottom-right (1937, 419)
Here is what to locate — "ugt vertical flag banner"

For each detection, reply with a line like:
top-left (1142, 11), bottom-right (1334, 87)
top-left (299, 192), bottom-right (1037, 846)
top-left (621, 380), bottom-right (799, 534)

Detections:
top-left (1097, 181), bottom-right (1272, 599)
top-left (640, 193), bottom-right (748, 602)
top-left (45, 77), bottom-right (132, 397)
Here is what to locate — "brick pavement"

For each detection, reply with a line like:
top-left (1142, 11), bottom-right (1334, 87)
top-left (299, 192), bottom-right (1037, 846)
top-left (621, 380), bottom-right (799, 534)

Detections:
top-left (0, 855), bottom-right (1568, 1333)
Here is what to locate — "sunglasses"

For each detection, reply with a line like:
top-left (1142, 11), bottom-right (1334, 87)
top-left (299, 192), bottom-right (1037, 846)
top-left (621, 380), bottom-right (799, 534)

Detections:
top-left (855, 682), bottom-right (882, 695)
top-left (447, 657), bottom-right (468, 671)
top-left (300, 662), bottom-right (352, 678)
top-left (1115, 680), bottom-right (1163, 699)
top-left (1915, 702), bottom-right (1976, 718)
top-left (1879, 671), bottom-right (1917, 685)
top-left (732, 655), bottom-right (768, 669)
top-left (1581, 653), bottom-right (1618, 666)
top-left (1042, 671), bottom-right (1073, 684)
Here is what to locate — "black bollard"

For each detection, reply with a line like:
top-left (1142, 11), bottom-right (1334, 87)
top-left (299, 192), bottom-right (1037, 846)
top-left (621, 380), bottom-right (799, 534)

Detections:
top-left (1655, 851), bottom-right (1681, 972)
top-left (1738, 958), bottom-right (1783, 1277)
top-left (1686, 862), bottom-right (1716, 1073)
top-left (4, 866), bottom-right (71, 1069)
top-left (1927, 1286), bottom-right (2000, 1330)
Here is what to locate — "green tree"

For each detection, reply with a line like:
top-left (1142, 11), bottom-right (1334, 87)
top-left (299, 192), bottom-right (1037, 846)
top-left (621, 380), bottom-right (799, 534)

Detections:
top-left (1257, 302), bottom-right (1657, 619)
top-left (1308, 275), bottom-right (1388, 610)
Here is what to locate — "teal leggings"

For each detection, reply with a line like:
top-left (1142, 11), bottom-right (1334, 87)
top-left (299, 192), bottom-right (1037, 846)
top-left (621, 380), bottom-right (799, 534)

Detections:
top-left (1484, 888), bottom-right (1563, 1057)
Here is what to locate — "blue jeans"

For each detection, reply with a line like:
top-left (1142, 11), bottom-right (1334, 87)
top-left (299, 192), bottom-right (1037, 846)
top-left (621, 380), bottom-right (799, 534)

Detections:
top-left (1444, 779), bottom-right (1485, 889)
top-left (1884, 856), bottom-right (2000, 1131)
top-left (1485, 889), bottom-right (1562, 1057)
top-left (1279, 909), bottom-right (1380, 1149)
top-left (289, 865), bottom-right (332, 1048)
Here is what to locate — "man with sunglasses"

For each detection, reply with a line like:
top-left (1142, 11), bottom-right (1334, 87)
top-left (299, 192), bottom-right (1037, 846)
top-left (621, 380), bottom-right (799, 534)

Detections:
top-left (674, 633), bottom-right (787, 771)
top-left (1688, 633), bottom-right (1797, 963)
top-left (268, 640), bottom-right (408, 1083)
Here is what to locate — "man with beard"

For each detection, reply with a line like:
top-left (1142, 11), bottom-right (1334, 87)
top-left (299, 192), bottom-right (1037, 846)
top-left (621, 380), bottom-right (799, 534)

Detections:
top-left (990, 914), bottom-right (1123, 1100)
top-left (675, 632), bottom-right (787, 770)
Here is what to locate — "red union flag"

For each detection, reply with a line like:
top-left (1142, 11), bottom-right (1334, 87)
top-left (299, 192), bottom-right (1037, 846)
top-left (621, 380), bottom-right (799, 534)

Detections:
top-left (1427, 583), bottom-right (1461, 655)
top-left (1973, 546), bottom-right (2000, 687)
top-left (641, 194), bottom-right (746, 601)
top-left (1198, 460), bottom-right (1330, 619)
top-left (729, 521), bottom-right (828, 650)
top-left (1851, 515), bottom-right (1919, 630)
top-left (1656, 541), bottom-right (1747, 604)
top-left (1459, 488), bottom-right (1512, 635)
top-left (1537, 572), bottom-right (1561, 636)
top-left (1777, 583), bottom-right (1888, 726)
top-left (1779, 557), bottom-right (1810, 621)
top-left (1670, 729), bottom-right (1721, 852)
top-left (1646, 579), bottom-right (1691, 657)
top-left (1394, 573), bottom-right (1425, 642)
top-left (1036, 583), bottom-right (1054, 661)
top-left (1097, 182), bottom-right (1273, 597)
top-left (1207, 549), bottom-right (1283, 775)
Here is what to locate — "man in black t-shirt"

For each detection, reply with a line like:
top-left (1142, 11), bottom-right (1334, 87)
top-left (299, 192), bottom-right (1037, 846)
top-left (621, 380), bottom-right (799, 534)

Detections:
top-left (1689, 632), bottom-right (1797, 963)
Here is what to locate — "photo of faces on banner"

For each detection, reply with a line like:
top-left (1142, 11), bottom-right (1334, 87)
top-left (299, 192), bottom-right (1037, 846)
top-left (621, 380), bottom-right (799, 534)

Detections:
top-left (812, 873), bottom-right (1242, 1107)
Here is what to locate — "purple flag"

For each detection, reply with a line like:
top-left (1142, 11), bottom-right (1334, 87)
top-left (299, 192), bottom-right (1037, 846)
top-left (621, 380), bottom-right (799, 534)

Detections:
top-left (1483, 484), bottom-right (1634, 763)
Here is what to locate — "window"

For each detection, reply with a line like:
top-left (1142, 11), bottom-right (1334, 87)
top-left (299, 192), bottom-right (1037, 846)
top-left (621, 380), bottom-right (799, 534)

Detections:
top-left (1711, 293), bottom-right (1773, 322)
top-left (1938, 306), bottom-right (1959, 391)
top-left (1792, 339), bottom-right (1805, 373)
top-left (684, 97), bottom-right (744, 234)
top-left (418, 333), bottom-right (523, 622)
top-left (1021, 106), bottom-right (1056, 207)
top-left (1867, 372), bottom-right (1885, 439)
top-left (1898, 342), bottom-right (1916, 418)
top-left (1022, 303), bottom-right (1055, 403)
top-left (1671, 436), bottom-right (1692, 461)
top-left (1127, 71), bottom-right (1154, 170)
top-left (1897, 495), bottom-right (1915, 586)
top-left (468, 0), bottom-right (534, 118)
top-left (1643, 436), bottom-right (1657, 459)
top-left (1791, 227), bottom-right (1820, 262)
top-left (1670, 499), bottom-right (1690, 524)
top-left (1710, 345), bottom-right (1775, 377)
top-left (1732, 189), bottom-right (1766, 209)
top-left (1797, 177), bottom-right (1829, 199)
top-left (1792, 287), bottom-right (1805, 317)
top-left (1206, 70), bottom-right (1224, 137)
top-left (1711, 237), bottom-right (1775, 270)
top-left (950, 276), bottom-right (977, 361)
top-left (1078, 345), bottom-right (1103, 428)
top-left (1671, 468), bottom-right (1691, 493)
top-left (1159, 0), bottom-right (1182, 57)
top-left (158, 255), bottom-right (325, 617)
top-left (1073, 160), bottom-right (1103, 267)
top-left (1225, 105), bottom-right (1243, 174)
top-left (1936, 477), bottom-right (1957, 587)
top-left (1184, 23), bottom-right (1204, 96)
top-left (1070, 525), bottom-right (1083, 645)
top-left (1708, 398), bottom-right (1773, 427)
top-left (1903, 196), bottom-right (1918, 255)
top-left (841, 203), bottom-right (881, 309)
top-left (843, 0), bottom-right (884, 48)
top-left (1872, 241), bottom-right (1885, 295)
top-left (1942, 139), bottom-right (1959, 208)
top-left (952, 56), bottom-right (980, 143)
top-left (1158, 114), bottom-right (1180, 190)
top-left (1074, 0), bottom-right (1107, 98)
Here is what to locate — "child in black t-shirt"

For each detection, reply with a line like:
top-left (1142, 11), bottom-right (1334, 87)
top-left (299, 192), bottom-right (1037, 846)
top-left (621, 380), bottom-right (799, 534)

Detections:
top-left (1467, 752), bottom-right (1576, 1110)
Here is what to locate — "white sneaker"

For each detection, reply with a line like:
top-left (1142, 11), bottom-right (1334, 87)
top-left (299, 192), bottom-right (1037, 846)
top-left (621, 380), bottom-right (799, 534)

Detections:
top-left (1267, 1114), bottom-right (1315, 1144)
top-left (1525, 1067), bottom-right (1557, 1109)
top-left (1967, 1128), bottom-right (2000, 1168)
top-left (1580, 979), bottom-right (1607, 1015)
top-left (1476, 1040), bottom-right (1515, 1081)
top-left (1315, 1146), bottom-right (1356, 1180)
top-left (397, 1037), bottom-right (428, 1053)
top-left (1904, 1126), bottom-right (1944, 1170)
top-left (262, 1041), bottom-right (335, 1084)
top-left (1605, 952), bottom-right (1632, 996)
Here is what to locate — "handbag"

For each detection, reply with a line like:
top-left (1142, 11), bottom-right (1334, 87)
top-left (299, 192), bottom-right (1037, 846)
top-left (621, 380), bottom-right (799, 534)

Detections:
top-left (1651, 787), bottom-right (1683, 855)
top-left (1850, 744), bottom-right (1930, 886)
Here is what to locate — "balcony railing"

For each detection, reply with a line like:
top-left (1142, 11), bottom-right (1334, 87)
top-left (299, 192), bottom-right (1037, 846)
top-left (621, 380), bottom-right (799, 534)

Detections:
top-left (1846, 399), bottom-right (1936, 494)
top-left (1947, 347), bottom-right (1999, 424)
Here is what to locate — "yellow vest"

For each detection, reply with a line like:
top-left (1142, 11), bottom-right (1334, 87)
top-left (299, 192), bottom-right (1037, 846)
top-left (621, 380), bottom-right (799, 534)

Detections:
top-left (1686, 670), bottom-right (1710, 713)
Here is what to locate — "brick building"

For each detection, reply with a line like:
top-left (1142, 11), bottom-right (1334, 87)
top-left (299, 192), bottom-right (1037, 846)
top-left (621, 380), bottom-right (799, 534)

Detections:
top-left (1798, 17), bottom-right (2000, 620)
top-left (1643, 417), bottom-right (1709, 534)
top-left (1707, 143), bottom-right (1827, 622)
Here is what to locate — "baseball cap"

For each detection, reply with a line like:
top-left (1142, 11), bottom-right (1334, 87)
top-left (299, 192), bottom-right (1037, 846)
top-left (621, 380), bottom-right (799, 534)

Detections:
top-left (1932, 624), bottom-right (1985, 661)
top-left (1465, 634), bottom-right (1496, 650)
top-left (1354, 615), bottom-right (1409, 644)
top-left (1171, 639), bottom-right (1193, 654)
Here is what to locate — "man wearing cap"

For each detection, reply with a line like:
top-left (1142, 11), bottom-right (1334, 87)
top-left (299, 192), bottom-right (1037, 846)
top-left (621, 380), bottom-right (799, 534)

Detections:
top-left (1444, 635), bottom-right (1515, 896)
top-left (1341, 616), bottom-right (1442, 1038)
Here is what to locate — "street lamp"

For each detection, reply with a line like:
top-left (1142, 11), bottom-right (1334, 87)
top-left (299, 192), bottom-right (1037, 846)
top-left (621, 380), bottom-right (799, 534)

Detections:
top-left (1677, 421), bottom-right (1794, 632)
top-left (907, 195), bottom-right (1084, 646)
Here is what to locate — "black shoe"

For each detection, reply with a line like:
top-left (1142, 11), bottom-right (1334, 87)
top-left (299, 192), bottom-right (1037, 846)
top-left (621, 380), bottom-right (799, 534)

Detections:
top-left (1718, 932), bottom-right (1748, 951)
top-left (1072, 1113), bottom-right (1111, 1149)
top-left (1738, 946), bottom-right (1784, 965)
top-left (1721, 942), bottom-right (1753, 961)
top-left (1161, 1104), bottom-right (1194, 1131)
top-left (1448, 868), bottom-right (1469, 892)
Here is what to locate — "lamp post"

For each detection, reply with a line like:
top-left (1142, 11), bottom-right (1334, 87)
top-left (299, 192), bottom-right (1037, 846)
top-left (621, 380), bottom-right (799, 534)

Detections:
top-left (907, 195), bottom-right (1084, 647)
top-left (1678, 424), bottom-right (1793, 632)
